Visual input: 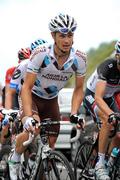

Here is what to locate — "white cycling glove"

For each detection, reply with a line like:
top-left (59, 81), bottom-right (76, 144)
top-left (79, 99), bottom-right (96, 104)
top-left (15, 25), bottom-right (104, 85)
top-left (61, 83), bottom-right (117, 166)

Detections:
top-left (23, 117), bottom-right (35, 132)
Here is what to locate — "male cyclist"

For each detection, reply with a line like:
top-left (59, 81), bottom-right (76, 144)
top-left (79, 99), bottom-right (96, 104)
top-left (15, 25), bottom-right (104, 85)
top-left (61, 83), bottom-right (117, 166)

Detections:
top-left (84, 40), bottom-right (120, 180)
top-left (2, 48), bottom-right (31, 109)
top-left (0, 48), bottom-right (31, 144)
top-left (3, 39), bottom-right (46, 111)
top-left (8, 13), bottom-right (87, 180)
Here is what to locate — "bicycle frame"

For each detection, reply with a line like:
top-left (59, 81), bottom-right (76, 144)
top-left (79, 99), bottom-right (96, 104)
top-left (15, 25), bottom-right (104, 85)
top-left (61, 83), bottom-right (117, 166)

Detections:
top-left (74, 118), bottom-right (120, 180)
top-left (23, 119), bottom-right (60, 180)
top-left (29, 134), bottom-right (52, 179)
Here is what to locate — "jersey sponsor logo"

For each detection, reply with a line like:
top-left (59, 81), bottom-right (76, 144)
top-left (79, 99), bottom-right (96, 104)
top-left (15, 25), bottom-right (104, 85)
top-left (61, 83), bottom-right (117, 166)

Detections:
top-left (75, 50), bottom-right (87, 61)
top-left (10, 83), bottom-right (18, 90)
top-left (30, 46), bottom-right (46, 61)
top-left (108, 63), bottom-right (113, 68)
top-left (12, 69), bottom-right (21, 79)
top-left (85, 95), bottom-right (95, 104)
top-left (42, 73), bottom-right (69, 81)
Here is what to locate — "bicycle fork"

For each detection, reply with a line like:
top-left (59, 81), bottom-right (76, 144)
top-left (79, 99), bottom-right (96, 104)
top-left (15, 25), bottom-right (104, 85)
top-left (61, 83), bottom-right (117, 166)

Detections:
top-left (42, 147), bottom-right (61, 180)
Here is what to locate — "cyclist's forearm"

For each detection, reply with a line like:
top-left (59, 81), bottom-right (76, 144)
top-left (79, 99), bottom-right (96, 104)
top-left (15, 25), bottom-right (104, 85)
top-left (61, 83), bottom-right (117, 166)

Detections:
top-left (71, 88), bottom-right (84, 115)
top-left (5, 87), bottom-right (16, 109)
top-left (21, 85), bottom-right (33, 117)
top-left (95, 96), bottom-right (113, 116)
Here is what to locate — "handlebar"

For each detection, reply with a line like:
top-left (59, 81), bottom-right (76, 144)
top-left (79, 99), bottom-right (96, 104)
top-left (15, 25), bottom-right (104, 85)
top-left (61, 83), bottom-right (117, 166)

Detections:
top-left (0, 108), bottom-right (21, 137)
top-left (23, 118), bottom-right (59, 146)
top-left (1, 109), bottom-right (19, 115)
top-left (70, 128), bottom-right (81, 143)
top-left (0, 109), bottom-right (19, 121)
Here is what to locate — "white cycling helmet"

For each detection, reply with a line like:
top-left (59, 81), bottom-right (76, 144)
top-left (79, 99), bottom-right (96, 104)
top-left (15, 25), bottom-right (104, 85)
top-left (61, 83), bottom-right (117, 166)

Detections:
top-left (49, 13), bottom-right (77, 34)
top-left (115, 41), bottom-right (120, 54)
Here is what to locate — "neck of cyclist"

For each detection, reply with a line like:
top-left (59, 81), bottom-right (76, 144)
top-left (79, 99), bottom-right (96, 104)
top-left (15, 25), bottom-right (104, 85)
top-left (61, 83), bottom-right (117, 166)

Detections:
top-left (54, 43), bottom-right (70, 59)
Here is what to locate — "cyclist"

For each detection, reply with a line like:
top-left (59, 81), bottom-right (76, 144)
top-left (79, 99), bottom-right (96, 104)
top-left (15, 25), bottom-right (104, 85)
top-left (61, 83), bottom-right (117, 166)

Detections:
top-left (3, 39), bottom-right (47, 111)
top-left (2, 48), bottom-right (31, 109)
top-left (83, 40), bottom-right (120, 180)
top-left (0, 48), bottom-right (31, 144)
top-left (8, 13), bottom-right (87, 180)
top-left (1, 40), bottom-right (46, 144)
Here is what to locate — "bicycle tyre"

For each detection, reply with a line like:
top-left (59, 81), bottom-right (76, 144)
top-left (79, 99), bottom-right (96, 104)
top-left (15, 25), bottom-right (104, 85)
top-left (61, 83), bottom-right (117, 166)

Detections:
top-left (35, 150), bottom-right (75, 180)
top-left (0, 145), bottom-right (11, 179)
top-left (74, 140), bottom-right (97, 180)
top-left (0, 145), bottom-right (11, 161)
top-left (110, 156), bottom-right (120, 180)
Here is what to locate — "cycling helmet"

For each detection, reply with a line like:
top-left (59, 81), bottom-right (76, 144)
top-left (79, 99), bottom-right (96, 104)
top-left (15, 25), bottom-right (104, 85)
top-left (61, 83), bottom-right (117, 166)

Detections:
top-left (18, 48), bottom-right (31, 60)
top-left (31, 39), bottom-right (47, 51)
top-left (115, 41), bottom-right (120, 54)
top-left (49, 13), bottom-right (77, 34)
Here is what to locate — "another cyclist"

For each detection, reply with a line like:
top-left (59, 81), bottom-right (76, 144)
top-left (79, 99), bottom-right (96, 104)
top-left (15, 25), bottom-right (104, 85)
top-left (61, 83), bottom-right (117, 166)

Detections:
top-left (8, 13), bottom-right (87, 180)
top-left (0, 48), bottom-right (31, 145)
top-left (1, 40), bottom-right (47, 145)
top-left (3, 48), bottom-right (31, 109)
top-left (83, 40), bottom-right (120, 180)
top-left (3, 39), bottom-right (46, 111)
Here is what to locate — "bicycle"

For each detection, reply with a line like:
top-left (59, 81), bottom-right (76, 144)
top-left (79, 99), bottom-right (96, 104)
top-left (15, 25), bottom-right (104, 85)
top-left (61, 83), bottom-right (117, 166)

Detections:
top-left (13, 118), bottom-right (75, 180)
top-left (0, 109), bottom-right (21, 179)
top-left (74, 114), bottom-right (120, 180)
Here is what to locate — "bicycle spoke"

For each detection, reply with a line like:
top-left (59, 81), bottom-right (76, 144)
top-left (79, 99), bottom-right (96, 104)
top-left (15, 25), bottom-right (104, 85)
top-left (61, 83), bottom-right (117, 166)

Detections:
top-left (74, 140), bottom-right (97, 180)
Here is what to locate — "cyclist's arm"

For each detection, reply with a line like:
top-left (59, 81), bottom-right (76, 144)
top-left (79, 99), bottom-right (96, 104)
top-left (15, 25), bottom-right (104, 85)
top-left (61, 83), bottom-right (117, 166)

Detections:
top-left (95, 80), bottom-right (113, 116)
top-left (21, 72), bottom-right (37, 117)
top-left (71, 75), bottom-right (85, 115)
top-left (5, 87), bottom-right (16, 109)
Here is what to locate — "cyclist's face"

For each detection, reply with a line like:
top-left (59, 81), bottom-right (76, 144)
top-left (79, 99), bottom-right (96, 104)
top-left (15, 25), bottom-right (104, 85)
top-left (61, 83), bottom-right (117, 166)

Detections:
top-left (52, 32), bottom-right (74, 53)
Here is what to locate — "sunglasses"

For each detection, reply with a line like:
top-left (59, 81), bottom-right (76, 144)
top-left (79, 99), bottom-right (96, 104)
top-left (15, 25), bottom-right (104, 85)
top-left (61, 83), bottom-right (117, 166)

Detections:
top-left (59, 26), bottom-right (77, 34)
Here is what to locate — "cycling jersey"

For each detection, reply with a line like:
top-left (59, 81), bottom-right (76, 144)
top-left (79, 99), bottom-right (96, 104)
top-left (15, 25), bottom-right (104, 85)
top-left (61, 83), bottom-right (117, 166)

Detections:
top-left (5, 66), bottom-right (19, 109)
top-left (5, 66), bottom-right (16, 84)
top-left (10, 60), bottom-right (29, 92)
top-left (87, 58), bottom-right (120, 98)
top-left (10, 43), bottom-right (87, 99)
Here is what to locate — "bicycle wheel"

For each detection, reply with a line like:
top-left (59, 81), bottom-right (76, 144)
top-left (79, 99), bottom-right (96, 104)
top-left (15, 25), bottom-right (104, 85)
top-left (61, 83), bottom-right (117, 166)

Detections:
top-left (0, 145), bottom-right (11, 179)
top-left (110, 156), bottom-right (120, 180)
top-left (36, 150), bottom-right (75, 180)
top-left (0, 145), bottom-right (11, 161)
top-left (74, 140), bottom-right (98, 180)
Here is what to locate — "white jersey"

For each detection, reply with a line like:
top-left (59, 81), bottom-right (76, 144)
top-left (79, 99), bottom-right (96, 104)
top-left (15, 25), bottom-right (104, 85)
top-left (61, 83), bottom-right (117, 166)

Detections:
top-left (87, 69), bottom-right (98, 93)
top-left (10, 43), bottom-right (87, 99)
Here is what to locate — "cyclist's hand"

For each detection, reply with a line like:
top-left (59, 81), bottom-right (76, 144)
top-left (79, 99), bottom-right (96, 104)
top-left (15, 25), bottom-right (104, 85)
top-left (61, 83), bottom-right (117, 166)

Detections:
top-left (23, 117), bottom-right (36, 132)
top-left (2, 115), bottom-right (10, 126)
top-left (70, 114), bottom-right (85, 130)
top-left (108, 113), bottom-right (120, 125)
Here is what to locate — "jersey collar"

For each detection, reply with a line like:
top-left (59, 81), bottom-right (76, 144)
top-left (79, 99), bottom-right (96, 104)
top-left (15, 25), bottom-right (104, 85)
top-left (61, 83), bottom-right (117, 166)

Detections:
top-left (49, 44), bottom-right (75, 62)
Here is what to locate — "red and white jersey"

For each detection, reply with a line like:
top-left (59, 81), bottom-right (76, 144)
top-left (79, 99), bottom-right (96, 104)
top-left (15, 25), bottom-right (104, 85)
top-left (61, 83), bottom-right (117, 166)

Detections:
top-left (5, 66), bottom-right (16, 85)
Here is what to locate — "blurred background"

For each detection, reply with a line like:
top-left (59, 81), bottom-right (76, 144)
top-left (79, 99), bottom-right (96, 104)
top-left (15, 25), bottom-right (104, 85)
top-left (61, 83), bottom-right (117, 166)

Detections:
top-left (0, 0), bottom-right (120, 87)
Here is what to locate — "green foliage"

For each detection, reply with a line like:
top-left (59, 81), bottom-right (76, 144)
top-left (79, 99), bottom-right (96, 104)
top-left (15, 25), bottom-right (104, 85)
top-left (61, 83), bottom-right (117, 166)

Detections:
top-left (86, 40), bottom-right (116, 81)
top-left (66, 40), bottom-right (116, 88)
